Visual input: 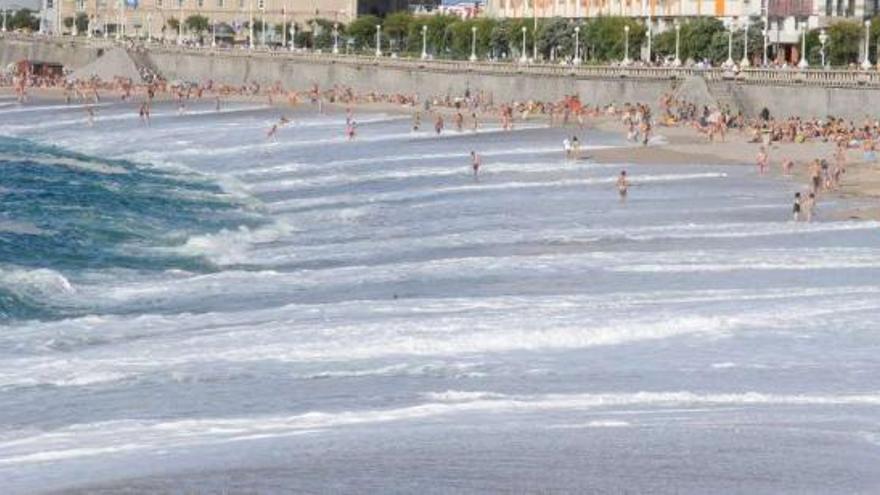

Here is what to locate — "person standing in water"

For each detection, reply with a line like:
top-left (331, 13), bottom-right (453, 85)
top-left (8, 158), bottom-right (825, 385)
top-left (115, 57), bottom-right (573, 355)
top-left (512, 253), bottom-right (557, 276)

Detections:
top-left (792, 192), bottom-right (802, 221)
top-left (412, 111), bottom-right (421, 132)
top-left (617, 170), bottom-right (629, 199)
top-left (435, 115), bottom-right (445, 135)
top-left (471, 151), bottom-right (481, 181)
top-left (803, 192), bottom-right (816, 222)
top-left (756, 146), bottom-right (769, 175)
top-left (571, 136), bottom-right (581, 160)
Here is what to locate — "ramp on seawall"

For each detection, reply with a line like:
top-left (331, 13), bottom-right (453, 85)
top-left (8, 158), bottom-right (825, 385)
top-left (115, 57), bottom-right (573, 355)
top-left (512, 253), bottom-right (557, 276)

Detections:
top-left (3, 37), bottom-right (880, 121)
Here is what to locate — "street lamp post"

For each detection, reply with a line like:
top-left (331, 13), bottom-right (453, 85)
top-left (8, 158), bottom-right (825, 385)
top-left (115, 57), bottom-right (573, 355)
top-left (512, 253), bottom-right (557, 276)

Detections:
top-left (574, 25), bottom-right (581, 65)
top-left (116, 0), bottom-right (122, 41)
top-left (798, 24), bottom-right (808, 69)
top-left (741, 18), bottom-right (750, 67)
top-left (647, 24), bottom-right (652, 64)
top-left (421, 25), bottom-right (427, 60)
top-left (333, 23), bottom-right (339, 54)
top-left (674, 23), bottom-right (681, 66)
top-left (1, 10), bottom-right (6, 33)
top-left (819, 29), bottom-right (828, 68)
top-left (375, 24), bottom-right (381, 57)
top-left (725, 24), bottom-right (734, 67)
top-left (623, 25), bottom-right (630, 65)
top-left (248, 0), bottom-right (254, 49)
top-left (212, 20), bottom-right (216, 47)
top-left (281, 7), bottom-right (286, 48)
top-left (762, 27), bottom-right (768, 66)
top-left (88, 15), bottom-right (93, 38)
top-left (146, 14), bottom-right (151, 42)
top-left (469, 25), bottom-right (477, 62)
top-left (103, 15), bottom-right (108, 39)
top-left (520, 26), bottom-right (527, 63)
top-left (862, 20), bottom-right (872, 70)
top-left (178, 3), bottom-right (184, 46)
top-left (260, 7), bottom-right (266, 47)
top-left (290, 23), bottom-right (295, 51)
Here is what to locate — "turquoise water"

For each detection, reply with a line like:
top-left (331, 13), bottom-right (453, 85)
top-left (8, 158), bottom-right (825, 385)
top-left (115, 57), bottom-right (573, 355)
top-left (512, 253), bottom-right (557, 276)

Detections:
top-left (0, 135), bottom-right (265, 320)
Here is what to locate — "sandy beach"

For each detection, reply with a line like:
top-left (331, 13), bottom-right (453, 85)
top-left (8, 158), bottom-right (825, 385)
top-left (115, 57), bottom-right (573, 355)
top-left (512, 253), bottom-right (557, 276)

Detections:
top-left (6, 85), bottom-right (876, 221)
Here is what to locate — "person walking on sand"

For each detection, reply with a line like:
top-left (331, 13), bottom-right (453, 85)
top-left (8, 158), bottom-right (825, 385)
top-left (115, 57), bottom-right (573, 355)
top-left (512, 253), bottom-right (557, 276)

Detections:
top-left (617, 170), bottom-right (629, 199)
top-left (471, 151), bottom-right (481, 180)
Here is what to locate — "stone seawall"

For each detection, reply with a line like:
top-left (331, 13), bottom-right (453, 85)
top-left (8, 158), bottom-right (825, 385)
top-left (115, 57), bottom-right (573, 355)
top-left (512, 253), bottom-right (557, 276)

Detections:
top-left (3, 37), bottom-right (880, 121)
top-left (148, 49), bottom-right (674, 108)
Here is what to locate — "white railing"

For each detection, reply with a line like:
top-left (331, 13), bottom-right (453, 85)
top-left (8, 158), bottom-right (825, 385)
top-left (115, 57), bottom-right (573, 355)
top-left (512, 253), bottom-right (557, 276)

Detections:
top-left (4, 33), bottom-right (880, 88)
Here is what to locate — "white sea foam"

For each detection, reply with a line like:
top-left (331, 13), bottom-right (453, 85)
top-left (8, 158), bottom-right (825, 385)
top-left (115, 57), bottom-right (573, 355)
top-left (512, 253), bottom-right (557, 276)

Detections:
top-left (0, 267), bottom-right (75, 300)
top-left (1, 390), bottom-right (877, 467)
top-left (268, 172), bottom-right (728, 212)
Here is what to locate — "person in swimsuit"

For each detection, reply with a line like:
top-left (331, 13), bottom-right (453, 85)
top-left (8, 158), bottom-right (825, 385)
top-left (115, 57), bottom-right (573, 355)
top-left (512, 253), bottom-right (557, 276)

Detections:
top-left (756, 146), bottom-right (768, 175)
top-left (792, 192), bottom-right (802, 221)
top-left (804, 192), bottom-right (816, 222)
top-left (470, 151), bottom-right (481, 180)
top-left (617, 170), bottom-right (629, 199)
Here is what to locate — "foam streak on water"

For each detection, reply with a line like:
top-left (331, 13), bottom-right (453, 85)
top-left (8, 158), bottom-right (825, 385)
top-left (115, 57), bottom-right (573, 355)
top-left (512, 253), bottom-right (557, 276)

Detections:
top-left (1, 99), bottom-right (879, 494)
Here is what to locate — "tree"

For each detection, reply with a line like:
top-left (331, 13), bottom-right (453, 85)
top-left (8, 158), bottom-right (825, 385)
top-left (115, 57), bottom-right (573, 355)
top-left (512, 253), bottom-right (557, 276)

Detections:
top-left (346, 14), bottom-right (380, 51)
top-left (75, 13), bottom-right (88, 34)
top-left (310, 18), bottom-right (341, 50)
top-left (9, 9), bottom-right (40, 31)
top-left (871, 16), bottom-right (880, 64)
top-left (383, 11), bottom-right (412, 52)
top-left (583, 17), bottom-right (645, 62)
top-left (536, 17), bottom-right (574, 60)
top-left (489, 21), bottom-right (511, 59)
top-left (825, 20), bottom-right (862, 66)
top-left (185, 15), bottom-right (210, 36)
top-left (166, 17), bottom-right (180, 32)
top-left (504, 18), bottom-right (536, 59)
top-left (652, 18), bottom-right (723, 64)
top-left (406, 14), bottom-right (458, 58)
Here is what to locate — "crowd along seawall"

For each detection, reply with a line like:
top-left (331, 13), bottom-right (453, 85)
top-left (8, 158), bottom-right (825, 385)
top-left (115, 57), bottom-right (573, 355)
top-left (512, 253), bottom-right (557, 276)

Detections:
top-left (3, 35), bottom-right (880, 121)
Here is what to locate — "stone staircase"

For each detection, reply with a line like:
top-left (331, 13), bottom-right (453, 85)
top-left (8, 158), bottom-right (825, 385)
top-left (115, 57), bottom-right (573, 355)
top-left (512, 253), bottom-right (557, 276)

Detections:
top-left (125, 48), bottom-right (163, 83)
top-left (707, 81), bottom-right (741, 115)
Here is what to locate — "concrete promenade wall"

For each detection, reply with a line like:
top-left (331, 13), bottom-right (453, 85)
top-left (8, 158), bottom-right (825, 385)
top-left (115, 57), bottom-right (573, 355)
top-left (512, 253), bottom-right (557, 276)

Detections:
top-left (148, 50), bottom-right (673, 109)
top-left (0, 38), bottom-right (101, 72)
top-left (3, 37), bottom-right (880, 121)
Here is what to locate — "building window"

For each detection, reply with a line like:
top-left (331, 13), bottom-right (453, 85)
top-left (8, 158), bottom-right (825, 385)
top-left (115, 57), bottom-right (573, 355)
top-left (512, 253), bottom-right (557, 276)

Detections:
top-left (257, 0), bottom-right (264, 10)
top-left (238, 0), bottom-right (244, 8)
top-left (218, 0), bottom-right (224, 7)
top-left (178, 0), bottom-right (184, 7)
top-left (197, 0), bottom-right (204, 7)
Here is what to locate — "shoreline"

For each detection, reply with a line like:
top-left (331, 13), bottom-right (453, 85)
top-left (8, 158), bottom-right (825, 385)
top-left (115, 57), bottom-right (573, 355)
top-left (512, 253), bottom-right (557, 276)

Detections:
top-left (3, 86), bottom-right (878, 220)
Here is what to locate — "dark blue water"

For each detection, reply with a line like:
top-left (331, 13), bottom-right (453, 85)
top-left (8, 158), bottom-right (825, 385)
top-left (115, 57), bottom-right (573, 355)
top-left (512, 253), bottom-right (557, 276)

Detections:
top-left (0, 136), bottom-right (264, 321)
